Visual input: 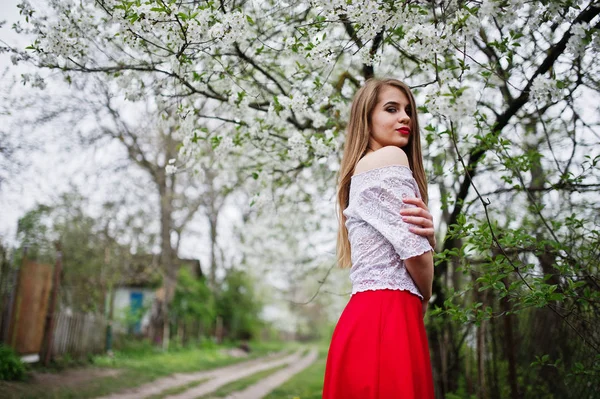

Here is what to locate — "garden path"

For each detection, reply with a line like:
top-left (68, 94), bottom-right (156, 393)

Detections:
top-left (217, 347), bottom-right (318, 399)
top-left (96, 349), bottom-right (310, 399)
top-left (94, 350), bottom-right (285, 399)
top-left (162, 349), bottom-right (318, 399)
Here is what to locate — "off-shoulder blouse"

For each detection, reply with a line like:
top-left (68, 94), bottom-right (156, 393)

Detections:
top-left (343, 165), bottom-right (433, 299)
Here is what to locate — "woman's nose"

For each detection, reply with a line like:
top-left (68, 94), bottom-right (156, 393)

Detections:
top-left (398, 111), bottom-right (410, 123)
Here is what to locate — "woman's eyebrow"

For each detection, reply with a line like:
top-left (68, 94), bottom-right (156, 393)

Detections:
top-left (383, 101), bottom-right (409, 107)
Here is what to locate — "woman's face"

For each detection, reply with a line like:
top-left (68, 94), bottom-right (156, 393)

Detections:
top-left (369, 85), bottom-right (412, 151)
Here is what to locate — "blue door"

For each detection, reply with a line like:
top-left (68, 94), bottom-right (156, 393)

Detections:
top-left (130, 292), bottom-right (144, 334)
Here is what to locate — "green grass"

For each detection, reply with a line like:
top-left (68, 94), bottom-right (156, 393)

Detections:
top-left (200, 363), bottom-right (289, 398)
top-left (263, 346), bottom-right (328, 399)
top-left (0, 340), bottom-right (292, 399)
top-left (0, 368), bottom-right (155, 399)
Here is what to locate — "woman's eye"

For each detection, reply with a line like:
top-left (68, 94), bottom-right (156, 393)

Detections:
top-left (386, 107), bottom-right (397, 113)
top-left (405, 108), bottom-right (412, 116)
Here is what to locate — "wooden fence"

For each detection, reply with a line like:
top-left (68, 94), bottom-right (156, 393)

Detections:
top-left (0, 264), bottom-right (18, 345)
top-left (49, 312), bottom-right (107, 358)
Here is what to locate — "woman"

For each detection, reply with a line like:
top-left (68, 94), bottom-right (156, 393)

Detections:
top-left (323, 78), bottom-right (436, 399)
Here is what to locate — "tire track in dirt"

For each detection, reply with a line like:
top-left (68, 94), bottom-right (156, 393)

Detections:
top-left (160, 350), bottom-right (304, 399)
top-left (220, 348), bottom-right (318, 399)
top-left (95, 350), bottom-right (290, 399)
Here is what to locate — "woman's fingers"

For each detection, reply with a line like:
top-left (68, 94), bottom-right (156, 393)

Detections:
top-left (408, 226), bottom-right (435, 236)
top-left (402, 197), bottom-right (425, 207)
top-left (402, 197), bottom-right (436, 248)
top-left (401, 198), bottom-right (432, 219)
top-left (400, 207), bottom-right (431, 218)
top-left (409, 226), bottom-right (436, 248)
top-left (401, 215), bottom-right (433, 227)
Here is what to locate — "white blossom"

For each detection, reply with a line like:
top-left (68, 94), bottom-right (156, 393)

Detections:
top-left (165, 164), bottom-right (178, 175)
top-left (310, 136), bottom-right (332, 158)
top-left (403, 24), bottom-right (451, 60)
top-left (251, 192), bottom-right (272, 211)
top-left (192, 166), bottom-right (206, 180)
top-left (305, 40), bottom-right (337, 68)
top-left (426, 86), bottom-right (476, 123)
top-left (124, 88), bottom-right (143, 102)
top-left (17, 0), bottom-right (34, 16)
top-left (208, 11), bottom-right (249, 48)
top-left (530, 75), bottom-right (562, 105)
top-left (288, 132), bottom-right (308, 161)
top-left (592, 30), bottom-right (600, 53)
top-left (566, 22), bottom-right (590, 58)
top-left (478, 0), bottom-right (499, 19)
top-left (324, 129), bottom-right (335, 141)
top-left (214, 136), bottom-right (235, 158)
top-left (31, 74), bottom-right (46, 90)
top-left (116, 73), bottom-right (134, 90)
top-left (358, 46), bottom-right (380, 66)
top-left (248, 123), bottom-right (268, 141)
top-left (289, 93), bottom-right (309, 114)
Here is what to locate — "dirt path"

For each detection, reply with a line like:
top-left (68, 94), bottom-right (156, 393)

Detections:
top-left (95, 350), bottom-right (289, 399)
top-left (1, 368), bottom-right (122, 399)
top-left (161, 350), bottom-right (305, 399)
top-left (220, 348), bottom-right (319, 399)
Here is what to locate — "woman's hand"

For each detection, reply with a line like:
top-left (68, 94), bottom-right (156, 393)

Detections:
top-left (401, 198), bottom-right (436, 249)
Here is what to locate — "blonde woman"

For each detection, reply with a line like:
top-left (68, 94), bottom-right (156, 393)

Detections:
top-left (323, 78), bottom-right (436, 399)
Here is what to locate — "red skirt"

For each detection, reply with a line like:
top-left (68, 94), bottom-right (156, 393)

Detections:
top-left (322, 289), bottom-right (435, 399)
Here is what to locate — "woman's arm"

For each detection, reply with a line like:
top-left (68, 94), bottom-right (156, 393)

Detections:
top-left (400, 198), bottom-right (435, 305)
top-left (404, 251), bottom-right (434, 300)
top-left (400, 197), bottom-right (436, 249)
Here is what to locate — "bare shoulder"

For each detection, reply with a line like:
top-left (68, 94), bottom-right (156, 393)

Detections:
top-left (354, 146), bottom-right (410, 175)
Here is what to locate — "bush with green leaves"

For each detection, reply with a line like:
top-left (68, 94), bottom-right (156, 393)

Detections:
top-left (170, 267), bottom-right (215, 341)
top-left (216, 269), bottom-right (263, 341)
top-left (0, 344), bottom-right (26, 381)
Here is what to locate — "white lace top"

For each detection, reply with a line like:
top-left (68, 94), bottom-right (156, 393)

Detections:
top-left (343, 165), bottom-right (433, 299)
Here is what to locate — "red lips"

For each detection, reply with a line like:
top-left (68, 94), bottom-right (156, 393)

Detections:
top-left (396, 127), bottom-right (411, 135)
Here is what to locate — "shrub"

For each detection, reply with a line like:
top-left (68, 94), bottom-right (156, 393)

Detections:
top-left (0, 344), bottom-right (27, 381)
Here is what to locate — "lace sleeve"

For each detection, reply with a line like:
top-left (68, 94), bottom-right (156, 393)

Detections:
top-left (354, 170), bottom-right (433, 260)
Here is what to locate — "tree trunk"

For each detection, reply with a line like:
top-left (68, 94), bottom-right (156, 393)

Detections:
top-left (477, 319), bottom-right (487, 399)
top-left (105, 285), bottom-right (116, 353)
top-left (208, 210), bottom-right (218, 290)
top-left (501, 282), bottom-right (519, 399)
top-left (153, 170), bottom-right (177, 350)
top-left (473, 272), bottom-right (487, 399)
top-left (205, 169), bottom-right (221, 291)
top-left (215, 316), bottom-right (223, 344)
top-left (466, 346), bottom-right (473, 396)
top-left (430, 235), bottom-right (463, 398)
top-left (490, 315), bottom-right (501, 399)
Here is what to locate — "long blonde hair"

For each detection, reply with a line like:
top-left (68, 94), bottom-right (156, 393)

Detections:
top-left (336, 78), bottom-right (428, 269)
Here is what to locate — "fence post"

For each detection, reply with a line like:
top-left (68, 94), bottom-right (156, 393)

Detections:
top-left (105, 288), bottom-right (113, 354)
top-left (216, 316), bottom-right (223, 344)
top-left (0, 245), bottom-right (6, 343)
top-left (42, 243), bottom-right (62, 366)
top-left (6, 247), bottom-right (30, 349)
top-left (0, 251), bottom-right (17, 345)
